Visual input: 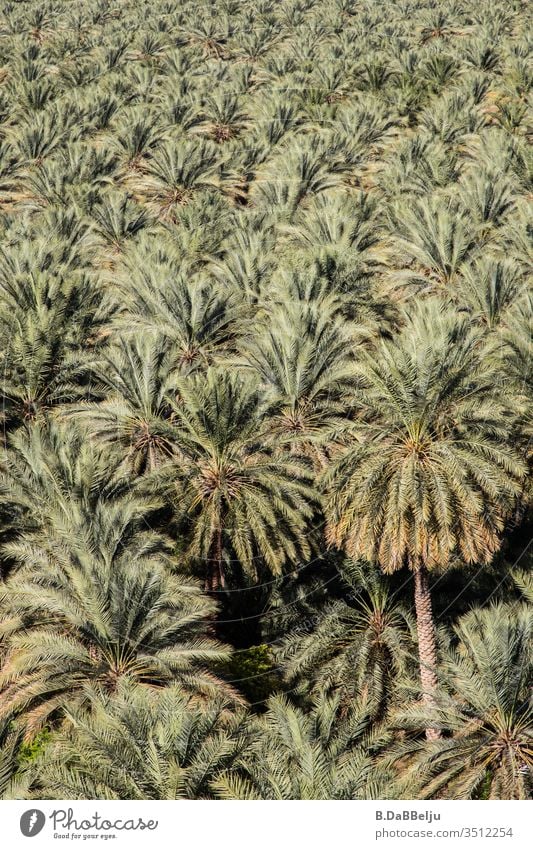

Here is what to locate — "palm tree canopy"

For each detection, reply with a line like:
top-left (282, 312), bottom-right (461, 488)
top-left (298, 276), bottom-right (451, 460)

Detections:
top-left (325, 300), bottom-right (527, 573)
top-left (214, 690), bottom-right (391, 800)
top-left (34, 681), bottom-right (250, 799)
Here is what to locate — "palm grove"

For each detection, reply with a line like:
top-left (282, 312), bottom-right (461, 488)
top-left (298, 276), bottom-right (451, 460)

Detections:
top-left (0, 0), bottom-right (531, 801)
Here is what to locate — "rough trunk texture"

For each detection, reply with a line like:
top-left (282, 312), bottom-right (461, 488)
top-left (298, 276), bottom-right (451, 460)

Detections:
top-left (206, 526), bottom-right (223, 593)
top-left (413, 565), bottom-right (441, 741)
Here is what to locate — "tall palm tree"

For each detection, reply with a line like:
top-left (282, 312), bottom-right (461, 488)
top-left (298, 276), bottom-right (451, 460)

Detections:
top-left (153, 367), bottom-right (318, 591)
top-left (324, 301), bottom-right (527, 737)
top-left (34, 682), bottom-right (250, 799)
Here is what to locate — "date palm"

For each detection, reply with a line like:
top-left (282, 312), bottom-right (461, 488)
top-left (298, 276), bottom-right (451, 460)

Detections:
top-left (457, 169), bottom-right (515, 229)
top-left (154, 367), bottom-right (317, 590)
top-left (324, 301), bottom-right (527, 737)
top-left (113, 258), bottom-right (244, 370)
top-left (0, 0), bottom-right (529, 804)
top-left (278, 561), bottom-right (415, 718)
top-left (91, 193), bottom-right (152, 259)
top-left (502, 291), bottom-right (533, 401)
top-left (193, 92), bottom-right (250, 143)
top-left (137, 139), bottom-right (221, 219)
top-left (66, 333), bottom-right (181, 476)
top-left (238, 299), bottom-right (357, 462)
top-left (0, 263), bottom-right (106, 430)
top-left (214, 690), bottom-right (391, 799)
top-left (390, 604), bottom-right (533, 799)
top-left (388, 197), bottom-right (479, 293)
top-left (0, 719), bottom-right (27, 800)
top-left (0, 420), bottom-right (128, 557)
top-left (455, 256), bottom-right (526, 330)
top-left (0, 499), bottom-right (235, 736)
top-left (34, 682), bottom-right (250, 800)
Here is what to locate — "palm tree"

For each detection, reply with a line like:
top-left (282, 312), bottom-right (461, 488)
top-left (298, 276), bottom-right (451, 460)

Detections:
top-left (153, 367), bottom-right (317, 591)
top-left (34, 682), bottom-right (250, 799)
top-left (387, 197), bottom-right (479, 293)
top-left (65, 333), bottom-right (181, 476)
top-left (91, 192), bottom-right (152, 260)
top-left (238, 299), bottom-right (357, 462)
top-left (0, 500), bottom-right (236, 735)
top-left (135, 139), bottom-right (221, 219)
top-left (0, 0), bottom-right (529, 803)
top-left (324, 301), bottom-right (527, 737)
top-left (112, 106), bottom-right (166, 172)
top-left (0, 260), bottom-right (107, 430)
top-left (113, 258), bottom-right (244, 370)
top-left (0, 719), bottom-right (29, 800)
top-left (455, 256), bottom-right (526, 330)
top-left (389, 604), bottom-right (533, 799)
top-left (214, 689), bottom-right (391, 799)
top-left (278, 561), bottom-right (415, 718)
top-left (378, 136), bottom-right (459, 199)
top-left (253, 137), bottom-right (352, 213)
top-left (0, 420), bottom-right (128, 558)
top-left (503, 291), bottom-right (533, 400)
top-left (280, 191), bottom-right (382, 272)
top-left (457, 168), bottom-right (515, 230)
top-left (193, 92), bottom-right (250, 143)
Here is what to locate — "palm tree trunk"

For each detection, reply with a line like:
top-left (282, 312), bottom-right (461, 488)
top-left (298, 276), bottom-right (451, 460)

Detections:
top-left (413, 565), bottom-right (441, 741)
top-left (206, 525), bottom-right (224, 594)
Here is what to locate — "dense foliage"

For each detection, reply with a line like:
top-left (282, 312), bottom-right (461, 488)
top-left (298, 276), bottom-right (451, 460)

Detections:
top-left (0, 0), bottom-right (531, 800)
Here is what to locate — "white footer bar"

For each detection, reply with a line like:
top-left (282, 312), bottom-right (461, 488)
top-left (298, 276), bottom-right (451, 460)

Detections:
top-left (2, 800), bottom-right (529, 849)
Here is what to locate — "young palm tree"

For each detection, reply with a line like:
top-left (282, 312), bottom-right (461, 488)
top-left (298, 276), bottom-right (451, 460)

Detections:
top-left (0, 502), bottom-right (236, 735)
top-left (278, 561), bottom-right (415, 718)
top-left (238, 299), bottom-right (357, 462)
top-left (280, 191), bottom-right (382, 270)
top-left (389, 604), bottom-right (533, 799)
top-left (136, 139), bottom-right (221, 219)
top-left (254, 137), bottom-right (352, 213)
top-left (65, 333), bottom-right (181, 476)
top-left (388, 197), bottom-right (479, 293)
top-left (91, 192), bottom-right (152, 259)
top-left (214, 689), bottom-right (391, 799)
top-left (34, 682), bottom-right (250, 799)
top-left (457, 168), bottom-right (515, 230)
top-left (324, 301), bottom-right (527, 737)
top-left (193, 92), bottom-right (250, 143)
top-left (455, 256), bottom-right (526, 330)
